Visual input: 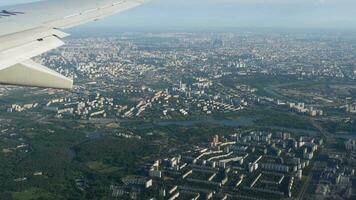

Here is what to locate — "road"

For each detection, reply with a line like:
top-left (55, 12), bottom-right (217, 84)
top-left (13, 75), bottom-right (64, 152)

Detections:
top-left (297, 118), bottom-right (332, 200)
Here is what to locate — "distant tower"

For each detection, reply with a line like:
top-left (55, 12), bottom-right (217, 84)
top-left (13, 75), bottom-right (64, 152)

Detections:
top-left (211, 135), bottom-right (219, 147)
top-left (346, 97), bottom-right (352, 105)
top-left (212, 38), bottom-right (223, 48)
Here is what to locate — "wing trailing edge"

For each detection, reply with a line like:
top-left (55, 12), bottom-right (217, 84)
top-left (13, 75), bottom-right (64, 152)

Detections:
top-left (0, 59), bottom-right (73, 89)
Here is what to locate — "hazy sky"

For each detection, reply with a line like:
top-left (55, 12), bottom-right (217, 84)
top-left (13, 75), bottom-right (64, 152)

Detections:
top-left (1, 0), bottom-right (356, 30)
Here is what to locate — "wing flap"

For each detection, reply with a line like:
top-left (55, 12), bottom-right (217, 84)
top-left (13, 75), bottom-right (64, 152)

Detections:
top-left (0, 28), bottom-right (69, 53)
top-left (0, 35), bottom-right (65, 70)
top-left (0, 59), bottom-right (73, 89)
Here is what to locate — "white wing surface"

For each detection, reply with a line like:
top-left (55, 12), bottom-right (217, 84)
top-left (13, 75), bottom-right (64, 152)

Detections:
top-left (0, 0), bottom-right (148, 89)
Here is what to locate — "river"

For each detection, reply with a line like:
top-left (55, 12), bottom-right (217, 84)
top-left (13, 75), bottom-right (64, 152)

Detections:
top-left (156, 117), bottom-right (256, 127)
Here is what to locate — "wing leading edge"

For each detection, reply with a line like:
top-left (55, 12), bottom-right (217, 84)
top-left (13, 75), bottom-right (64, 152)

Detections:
top-left (0, 0), bottom-right (149, 89)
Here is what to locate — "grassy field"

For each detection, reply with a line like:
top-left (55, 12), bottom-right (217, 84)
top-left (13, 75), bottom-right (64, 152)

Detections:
top-left (12, 188), bottom-right (57, 200)
top-left (86, 161), bottom-right (120, 174)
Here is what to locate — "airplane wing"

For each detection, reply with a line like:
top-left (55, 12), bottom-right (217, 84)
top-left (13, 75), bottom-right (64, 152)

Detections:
top-left (0, 0), bottom-right (148, 89)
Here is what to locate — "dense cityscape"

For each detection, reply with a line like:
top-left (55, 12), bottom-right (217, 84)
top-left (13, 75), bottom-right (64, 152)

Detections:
top-left (0, 31), bottom-right (355, 200)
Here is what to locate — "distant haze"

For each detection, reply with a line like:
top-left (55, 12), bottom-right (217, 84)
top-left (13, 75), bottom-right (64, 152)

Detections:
top-left (1, 0), bottom-right (355, 31)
